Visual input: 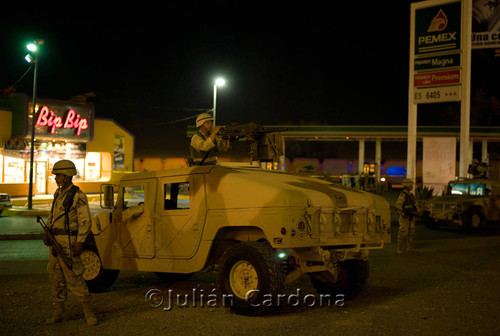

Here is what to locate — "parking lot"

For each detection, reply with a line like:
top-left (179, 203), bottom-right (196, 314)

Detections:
top-left (1, 221), bottom-right (499, 336)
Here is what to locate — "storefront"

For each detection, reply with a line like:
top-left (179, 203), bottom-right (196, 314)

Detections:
top-left (0, 93), bottom-right (134, 196)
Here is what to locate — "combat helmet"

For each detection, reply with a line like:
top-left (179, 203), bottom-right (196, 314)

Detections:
top-left (196, 113), bottom-right (214, 127)
top-left (52, 159), bottom-right (77, 176)
top-left (402, 178), bottom-right (414, 187)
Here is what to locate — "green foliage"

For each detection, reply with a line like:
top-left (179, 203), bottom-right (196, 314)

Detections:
top-left (415, 186), bottom-right (434, 200)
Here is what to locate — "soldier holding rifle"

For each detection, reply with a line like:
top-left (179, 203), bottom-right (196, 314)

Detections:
top-left (395, 178), bottom-right (419, 254)
top-left (189, 113), bottom-right (229, 166)
top-left (42, 159), bottom-right (97, 326)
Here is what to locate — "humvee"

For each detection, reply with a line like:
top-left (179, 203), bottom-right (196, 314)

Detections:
top-left (81, 165), bottom-right (391, 315)
top-left (423, 178), bottom-right (500, 232)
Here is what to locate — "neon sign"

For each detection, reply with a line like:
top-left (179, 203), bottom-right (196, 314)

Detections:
top-left (36, 106), bottom-right (89, 136)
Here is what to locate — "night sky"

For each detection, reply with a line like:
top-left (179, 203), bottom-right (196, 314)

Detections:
top-left (1, 2), bottom-right (497, 158)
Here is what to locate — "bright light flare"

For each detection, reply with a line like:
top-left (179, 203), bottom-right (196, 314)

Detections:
top-left (27, 43), bottom-right (37, 52)
top-left (277, 252), bottom-right (287, 259)
top-left (215, 78), bottom-right (225, 87)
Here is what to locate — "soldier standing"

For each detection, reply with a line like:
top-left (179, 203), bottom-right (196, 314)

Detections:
top-left (189, 113), bottom-right (229, 166)
top-left (395, 178), bottom-right (418, 254)
top-left (44, 159), bottom-right (98, 326)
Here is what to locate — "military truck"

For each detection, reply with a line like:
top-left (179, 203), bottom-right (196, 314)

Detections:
top-left (81, 165), bottom-right (391, 315)
top-left (423, 178), bottom-right (500, 232)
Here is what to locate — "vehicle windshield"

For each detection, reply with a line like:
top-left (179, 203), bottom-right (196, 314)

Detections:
top-left (449, 182), bottom-right (486, 196)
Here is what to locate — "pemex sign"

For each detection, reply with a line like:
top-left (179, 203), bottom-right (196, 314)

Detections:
top-left (412, 0), bottom-right (464, 103)
top-left (409, 0), bottom-right (473, 180)
top-left (414, 1), bottom-right (462, 55)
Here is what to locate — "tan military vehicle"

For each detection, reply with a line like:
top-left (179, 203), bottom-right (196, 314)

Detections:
top-left (423, 178), bottom-right (500, 232)
top-left (81, 165), bottom-right (391, 315)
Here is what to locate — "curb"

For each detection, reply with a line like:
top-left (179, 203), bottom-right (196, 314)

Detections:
top-left (6, 195), bottom-right (101, 216)
top-left (2, 208), bottom-right (50, 217)
top-left (0, 234), bottom-right (44, 240)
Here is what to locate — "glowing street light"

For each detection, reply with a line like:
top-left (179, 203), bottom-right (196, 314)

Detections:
top-left (27, 42), bottom-right (37, 52)
top-left (25, 39), bottom-right (43, 209)
top-left (213, 77), bottom-right (225, 127)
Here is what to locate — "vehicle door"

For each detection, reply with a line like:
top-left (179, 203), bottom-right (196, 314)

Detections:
top-left (156, 174), bottom-right (206, 259)
top-left (118, 179), bottom-right (156, 258)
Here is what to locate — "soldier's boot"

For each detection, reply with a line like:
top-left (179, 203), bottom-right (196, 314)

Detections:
top-left (407, 237), bottom-right (417, 252)
top-left (397, 240), bottom-right (405, 254)
top-left (81, 302), bottom-right (98, 326)
top-left (45, 302), bottom-right (65, 325)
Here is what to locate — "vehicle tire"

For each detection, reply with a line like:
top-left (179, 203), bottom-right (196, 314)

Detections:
top-left (422, 213), bottom-right (440, 229)
top-left (463, 210), bottom-right (483, 232)
top-left (81, 243), bottom-right (119, 293)
top-left (217, 241), bottom-right (284, 316)
top-left (310, 259), bottom-right (369, 300)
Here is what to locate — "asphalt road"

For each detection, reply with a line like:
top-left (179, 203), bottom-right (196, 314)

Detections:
top-left (0, 222), bottom-right (499, 335)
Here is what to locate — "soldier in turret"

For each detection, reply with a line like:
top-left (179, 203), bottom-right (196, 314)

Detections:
top-left (189, 113), bottom-right (229, 166)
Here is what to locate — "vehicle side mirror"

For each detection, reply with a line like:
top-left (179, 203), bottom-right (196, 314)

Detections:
top-left (101, 184), bottom-right (115, 209)
top-left (443, 185), bottom-right (450, 195)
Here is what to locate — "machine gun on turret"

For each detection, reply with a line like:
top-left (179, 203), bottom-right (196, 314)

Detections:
top-left (218, 122), bottom-right (286, 162)
top-left (468, 159), bottom-right (488, 179)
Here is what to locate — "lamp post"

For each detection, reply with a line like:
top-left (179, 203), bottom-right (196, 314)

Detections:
top-left (25, 40), bottom-right (43, 209)
top-left (212, 77), bottom-right (225, 127)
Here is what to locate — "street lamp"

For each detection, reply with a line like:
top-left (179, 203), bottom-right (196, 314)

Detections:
top-left (213, 77), bottom-right (225, 127)
top-left (25, 40), bottom-right (43, 209)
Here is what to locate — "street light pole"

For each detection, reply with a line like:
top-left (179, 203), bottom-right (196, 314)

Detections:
top-left (26, 40), bottom-right (42, 209)
top-left (212, 78), bottom-right (225, 127)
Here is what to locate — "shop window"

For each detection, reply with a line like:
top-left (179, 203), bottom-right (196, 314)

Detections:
top-left (100, 152), bottom-right (112, 181)
top-left (0, 154), bottom-right (3, 182)
top-left (85, 152), bottom-right (101, 181)
top-left (74, 158), bottom-right (85, 181)
top-left (164, 182), bottom-right (190, 210)
top-left (46, 154), bottom-right (101, 182)
top-left (4, 156), bottom-right (25, 182)
top-left (123, 185), bottom-right (145, 209)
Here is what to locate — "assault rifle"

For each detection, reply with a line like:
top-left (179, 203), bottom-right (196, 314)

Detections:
top-left (37, 216), bottom-right (73, 269)
top-left (218, 122), bottom-right (286, 162)
top-left (403, 208), bottom-right (421, 220)
top-left (219, 122), bottom-right (285, 141)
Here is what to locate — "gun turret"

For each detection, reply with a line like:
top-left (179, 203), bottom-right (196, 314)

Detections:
top-left (218, 122), bottom-right (286, 162)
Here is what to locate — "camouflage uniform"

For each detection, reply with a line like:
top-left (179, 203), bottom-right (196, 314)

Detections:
top-left (395, 189), bottom-right (417, 254)
top-left (190, 131), bottom-right (229, 165)
top-left (47, 185), bottom-right (92, 302)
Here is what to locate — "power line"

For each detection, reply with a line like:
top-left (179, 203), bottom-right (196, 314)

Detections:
top-left (141, 114), bottom-right (199, 126)
top-left (0, 64), bottom-right (33, 94)
top-left (97, 98), bottom-right (213, 113)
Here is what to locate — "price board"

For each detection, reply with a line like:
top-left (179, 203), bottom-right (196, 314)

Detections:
top-left (413, 85), bottom-right (461, 104)
top-left (414, 69), bottom-right (461, 87)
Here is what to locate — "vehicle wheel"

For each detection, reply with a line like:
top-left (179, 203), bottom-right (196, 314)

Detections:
top-left (423, 213), bottom-right (440, 229)
top-left (217, 241), bottom-right (284, 316)
top-left (81, 243), bottom-right (119, 292)
top-left (463, 210), bottom-right (483, 232)
top-left (310, 260), bottom-right (369, 300)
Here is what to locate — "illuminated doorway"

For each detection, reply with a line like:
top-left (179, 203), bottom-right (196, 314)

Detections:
top-left (35, 161), bottom-right (47, 194)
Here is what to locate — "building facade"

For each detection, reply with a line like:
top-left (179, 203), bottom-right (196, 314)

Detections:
top-left (0, 93), bottom-right (134, 196)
